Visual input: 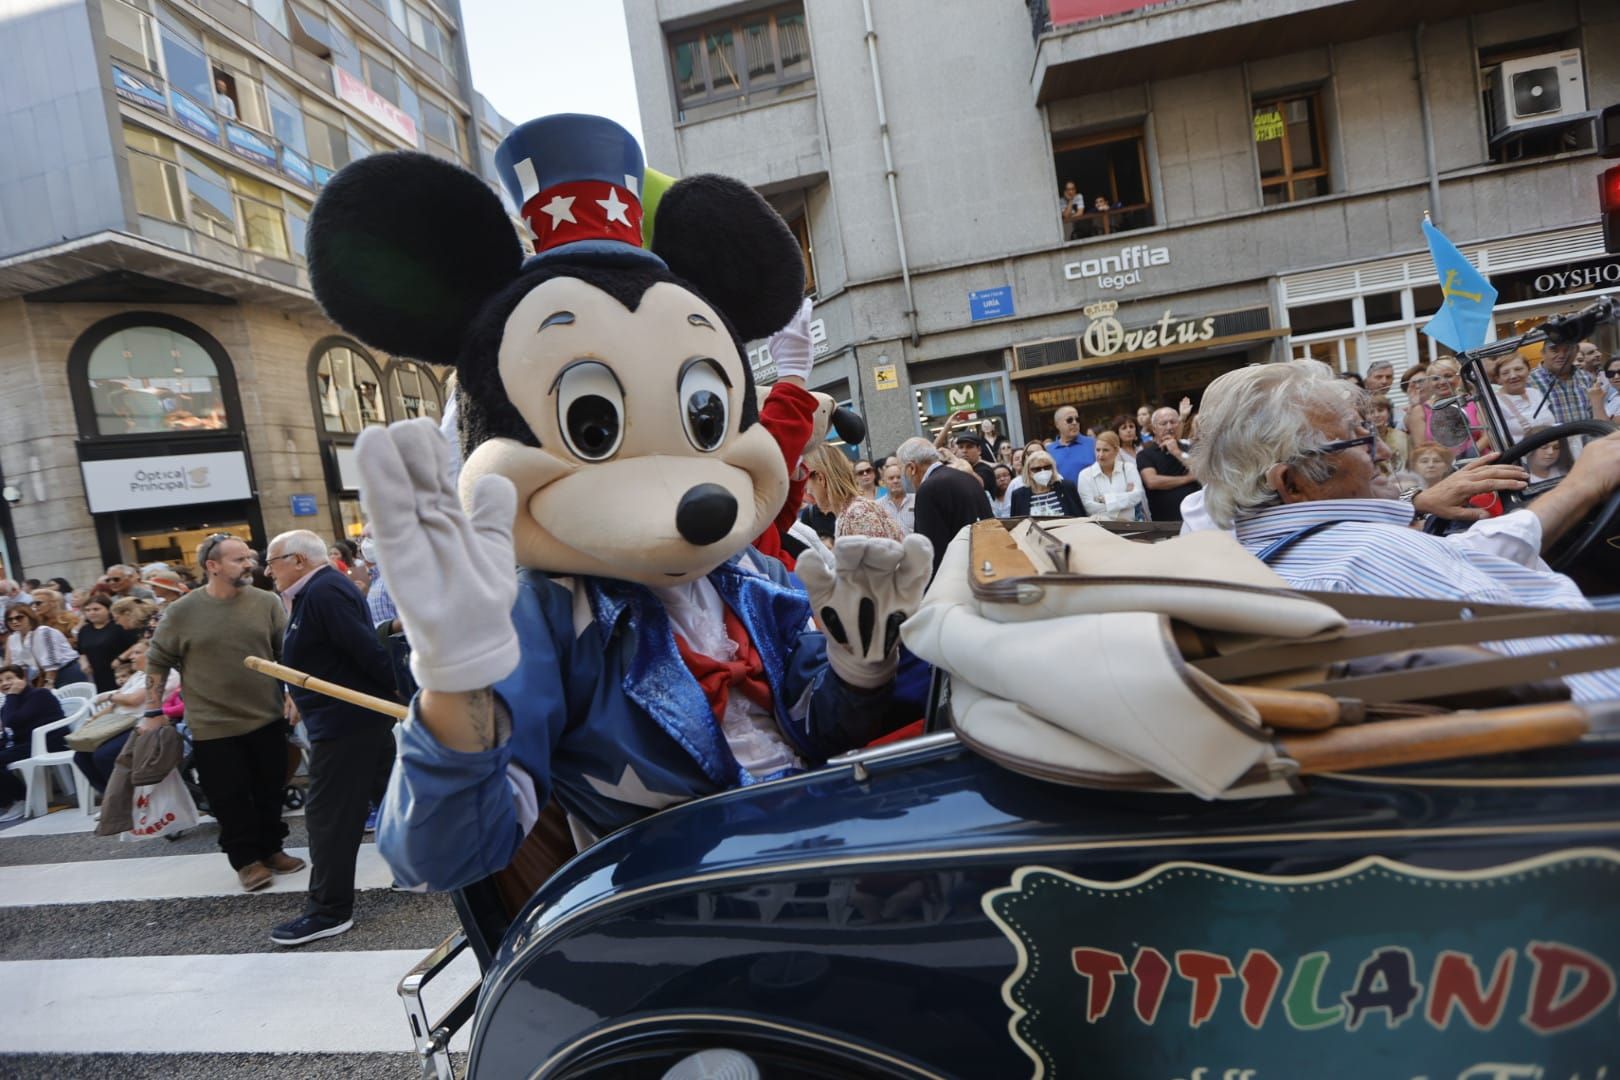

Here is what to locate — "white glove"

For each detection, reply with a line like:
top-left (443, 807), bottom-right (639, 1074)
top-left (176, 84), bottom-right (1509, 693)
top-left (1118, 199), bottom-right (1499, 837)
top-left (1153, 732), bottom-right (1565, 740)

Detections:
top-left (795, 534), bottom-right (933, 688)
top-left (766, 296), bottom-right (815, 383)
top-left (354, 419), bottom-right (522, 692)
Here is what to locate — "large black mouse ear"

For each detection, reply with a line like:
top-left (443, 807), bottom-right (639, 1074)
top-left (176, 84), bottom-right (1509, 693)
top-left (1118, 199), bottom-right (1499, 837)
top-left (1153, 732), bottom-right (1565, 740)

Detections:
top-left (651, 174), bottom-right (804, 342)
top-left (308, 151), bottom-right (523, 365)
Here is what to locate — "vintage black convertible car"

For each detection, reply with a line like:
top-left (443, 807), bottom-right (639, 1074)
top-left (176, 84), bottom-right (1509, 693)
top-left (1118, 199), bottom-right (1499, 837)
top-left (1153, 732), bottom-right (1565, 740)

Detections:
top-left (399, 300), bottom-right (1620, 1080)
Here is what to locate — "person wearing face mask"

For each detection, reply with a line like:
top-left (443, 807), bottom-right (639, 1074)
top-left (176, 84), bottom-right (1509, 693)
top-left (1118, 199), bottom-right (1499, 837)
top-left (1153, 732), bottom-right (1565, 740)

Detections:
top-left (1011, 450), bottom-right (1084, 518)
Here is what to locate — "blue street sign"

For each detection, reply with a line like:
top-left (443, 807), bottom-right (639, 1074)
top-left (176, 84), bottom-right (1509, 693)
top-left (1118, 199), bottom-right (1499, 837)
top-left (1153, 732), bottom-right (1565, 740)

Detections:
top-left (290, 494), bottom-right (318, 517)
top-left (969, 285), bottom-right (1015, 322)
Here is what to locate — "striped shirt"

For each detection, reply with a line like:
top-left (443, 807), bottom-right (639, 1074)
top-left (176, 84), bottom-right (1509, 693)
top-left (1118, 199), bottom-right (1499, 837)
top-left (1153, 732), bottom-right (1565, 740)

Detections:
top-left (366, 567), bottom-right (398, 626)
top-left (1233, 498), bottom-right (1620, 703)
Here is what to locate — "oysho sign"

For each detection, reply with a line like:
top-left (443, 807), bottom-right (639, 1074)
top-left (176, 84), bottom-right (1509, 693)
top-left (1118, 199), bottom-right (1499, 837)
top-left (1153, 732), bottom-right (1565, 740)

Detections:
top-left (1531, 259), bottom-right (1620, 295)
top-left (1064, 244), bottom-right (1170, 292)
top-left (81, 451), bottom-right (252, 513)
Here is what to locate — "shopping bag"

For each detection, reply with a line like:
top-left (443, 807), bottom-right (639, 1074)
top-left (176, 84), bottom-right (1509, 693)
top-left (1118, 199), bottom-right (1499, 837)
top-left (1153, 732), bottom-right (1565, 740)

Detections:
top-left (123, 768), bottom-right (200, 841)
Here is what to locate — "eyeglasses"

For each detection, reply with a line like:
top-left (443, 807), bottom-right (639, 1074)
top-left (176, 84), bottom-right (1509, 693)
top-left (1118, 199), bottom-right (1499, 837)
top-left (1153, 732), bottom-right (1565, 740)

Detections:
top-left (197, 532), bottom-right (234, 565)
top-left (1312, 431), bottom-right (1380, 461)
top-left (1606, 370), bottom-right (1620, 380)
top-left (854, 468), bottom-right (873, 476)
top-left (263, 553), bottom-right (298, 566)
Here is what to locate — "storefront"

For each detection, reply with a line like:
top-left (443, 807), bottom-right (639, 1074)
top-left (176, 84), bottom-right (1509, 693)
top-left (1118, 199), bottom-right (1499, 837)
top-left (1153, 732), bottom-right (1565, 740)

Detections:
top-left (1280, 224), bottom-right (1617, 406)
top-left (912, 369), bottom-right (1018, 449)
top-left (69, 312), bottom-right (265, 576)
top-left (1009, 302), bottom-right (1281, 438)
top-left (307, 337), bottom-right (447, 541)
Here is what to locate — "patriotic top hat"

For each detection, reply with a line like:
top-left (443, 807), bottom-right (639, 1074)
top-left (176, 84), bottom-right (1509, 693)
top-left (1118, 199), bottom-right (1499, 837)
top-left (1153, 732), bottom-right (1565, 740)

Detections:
top-left (494, 113), bottom-right (662, 269)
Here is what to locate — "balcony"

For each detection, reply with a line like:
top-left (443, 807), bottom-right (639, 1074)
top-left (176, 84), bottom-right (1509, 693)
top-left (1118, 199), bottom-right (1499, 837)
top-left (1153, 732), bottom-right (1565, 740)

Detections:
top-left (1027, 0), bottom-right (1522, 103)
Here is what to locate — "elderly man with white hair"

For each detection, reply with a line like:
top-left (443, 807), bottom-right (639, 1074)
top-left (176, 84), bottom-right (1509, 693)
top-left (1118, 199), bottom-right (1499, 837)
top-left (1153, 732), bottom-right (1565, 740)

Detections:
top-left (262, 529), bottom-right (399, 946)
top-left (1191, 361), bottom-right (1620, 701)
top-left (898, 436), bottom-right (990, 576)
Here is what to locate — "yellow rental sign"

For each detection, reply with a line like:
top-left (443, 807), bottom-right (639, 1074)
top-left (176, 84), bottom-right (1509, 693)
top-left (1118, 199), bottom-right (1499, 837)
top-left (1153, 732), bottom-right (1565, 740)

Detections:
top-left (1253, 108), bottom-right (1284, 142)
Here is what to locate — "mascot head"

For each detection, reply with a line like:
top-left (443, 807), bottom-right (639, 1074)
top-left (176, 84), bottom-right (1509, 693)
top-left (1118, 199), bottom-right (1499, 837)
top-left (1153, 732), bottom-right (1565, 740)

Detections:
top-left (306, 114), bottom-right (804, 586)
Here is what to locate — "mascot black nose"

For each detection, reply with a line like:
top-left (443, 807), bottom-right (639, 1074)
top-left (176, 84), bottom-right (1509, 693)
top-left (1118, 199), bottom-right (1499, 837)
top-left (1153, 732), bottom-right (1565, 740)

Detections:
top-left (675, 483), bottom-right (738, 546)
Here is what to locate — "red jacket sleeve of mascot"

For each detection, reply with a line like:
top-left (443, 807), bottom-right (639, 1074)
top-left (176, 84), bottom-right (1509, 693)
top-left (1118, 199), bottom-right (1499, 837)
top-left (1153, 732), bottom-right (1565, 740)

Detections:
top-left (752, 381), bottom-right (818, 570)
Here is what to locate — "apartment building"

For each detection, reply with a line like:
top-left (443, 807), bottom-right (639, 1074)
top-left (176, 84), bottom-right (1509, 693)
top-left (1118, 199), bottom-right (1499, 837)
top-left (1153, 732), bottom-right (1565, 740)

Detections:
top-left (625, 0), bottom-right (1618, 457)
top-left (0, 0), bottom-right (510, 581)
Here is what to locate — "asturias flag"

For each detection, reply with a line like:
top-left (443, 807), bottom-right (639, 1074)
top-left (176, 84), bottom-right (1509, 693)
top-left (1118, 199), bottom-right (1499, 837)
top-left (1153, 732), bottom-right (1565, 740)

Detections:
top-left (1420, 220), bottom-right (1497, 353)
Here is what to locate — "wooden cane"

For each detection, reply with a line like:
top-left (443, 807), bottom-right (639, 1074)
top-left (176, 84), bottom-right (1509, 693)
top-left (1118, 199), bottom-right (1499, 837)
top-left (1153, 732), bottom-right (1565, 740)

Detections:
top-left (244, 656), bottom-right (408, 720)
top-left (1233, 686), bottom-right (1364, 731)
top-left (1280, 703), bottom-right (1589, 774)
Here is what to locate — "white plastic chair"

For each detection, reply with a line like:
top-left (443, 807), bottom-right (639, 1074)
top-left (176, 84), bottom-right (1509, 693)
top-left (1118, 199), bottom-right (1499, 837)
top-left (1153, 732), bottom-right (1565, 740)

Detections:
top-left (54, 682), bottom-right (97, 704)
top-left (7, 699), bottom-right (94, 817)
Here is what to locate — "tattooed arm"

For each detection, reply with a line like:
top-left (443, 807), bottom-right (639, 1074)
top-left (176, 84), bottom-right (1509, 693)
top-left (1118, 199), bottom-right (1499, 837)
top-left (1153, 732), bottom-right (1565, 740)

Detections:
top-left (418, 688), bottom-right (509, 752)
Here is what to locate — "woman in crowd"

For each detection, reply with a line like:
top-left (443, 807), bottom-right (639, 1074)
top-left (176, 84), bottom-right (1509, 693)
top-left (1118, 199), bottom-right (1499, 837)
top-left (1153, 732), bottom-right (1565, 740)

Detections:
top-left (804, 442), bottom-right (905, 542)
top-left (1076, 432), bottom-right (1144, 521)
top-left (71, 640), bottom-right (176, 795)
top-left (329, 538), bottom-right (372, 594)
top-left (1405, 357), bottom-right (1483, 459)
top-left (1111, 414), bottom-right (1143, 463)
top-left (3, 605), bottom-right (85, 687)
top-left (1524, 429), bottom-right (1574, 484)
top-left (110, 596), bottom-right (159, 639)
top-left (0, 663), bottom-right (68, 820)
top-left (1010, 446), bottom-right (1026, 476)
top-left (1410, 443), bottom-right (1456, 490)
top-left (1136, 404), bottom-right (1155, 444)
top-left (75, 593), bottom-right (139, 693)
top-left (1492, 353), bottom-right (1537, 447)
top-left (30, 588), bottom-right (77, 645)
top-left (1368, 394), bottom-right (1407, 472)
top-left (1011, 449), bottom-right (1084, 518)
top-left (1008, 440), bottom-right (1045, 497)
top-left (988, 464), bottom-right (1015, 519)
top-left (853, 459), bottom-right (879, 501)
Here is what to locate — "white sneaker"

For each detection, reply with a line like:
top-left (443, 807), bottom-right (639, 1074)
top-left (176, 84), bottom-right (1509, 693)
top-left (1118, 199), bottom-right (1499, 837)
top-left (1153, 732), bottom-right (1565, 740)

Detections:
top-left (0, 803), bottom-right (26, 823)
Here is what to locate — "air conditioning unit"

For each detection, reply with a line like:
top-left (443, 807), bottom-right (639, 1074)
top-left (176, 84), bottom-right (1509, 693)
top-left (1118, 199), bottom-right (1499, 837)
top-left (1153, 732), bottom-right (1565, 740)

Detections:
top-left (1486, 49), bottom-right (1586, 137)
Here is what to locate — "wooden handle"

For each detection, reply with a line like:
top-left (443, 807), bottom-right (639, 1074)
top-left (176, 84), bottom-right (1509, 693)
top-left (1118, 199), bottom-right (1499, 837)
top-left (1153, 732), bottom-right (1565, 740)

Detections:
top-left (1281, 703), bottom-right (1588, 774)
top-left (244, 656), bottom-right (408, 720)
top-left (972, 520), bottom-right (1038, 586)
top-left (1232, 686), bottom-right (1361, 732)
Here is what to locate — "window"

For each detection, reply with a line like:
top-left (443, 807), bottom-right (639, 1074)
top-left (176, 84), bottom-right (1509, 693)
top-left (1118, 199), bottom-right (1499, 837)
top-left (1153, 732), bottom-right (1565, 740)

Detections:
top-left (103, 0), bottom-right (159, 74)
top-left (211, 42), bottom-right (269, 131)
top-left (1291, 338), bottom-right (1358, 374)
top-left (124, 125), bottom-right (183, 223)
top-left (668, 5), bottom-right (814, 122)
top-left (250, 0), bottom-right (289, 37)
top-left (265, 77), bottom-right (308, 157)
top-left (1253, 92), bottom-right (1329, 205)
top-left (1363, 291), bottom-right (1403, 325)
top-left (770, 192), bottom-right (816, 297)
top-left (231, 174), bottom-right (290, 259)
top-left (180, 148), bottom-right (236, 241)
top-left (362, 48), bottom-right (400, 106)
top-left (396, 76), bottom-right (423, 144)
top-left (328, 16), bottom-right (361, 78)
top-left (288, 1), bottom-right (333, 57)
top-left (158, 17), bottom-right (212, 109)
top-left (1287, 299), bottom-right (1354, 335)
top-left (387, 359), bottom-right (441, 420)
top-left (419, 93), bottom-right (461, 161)
top-left (84, 323), bottom-right (229, 435)
top-left (286, 195), bottom-right (311, 262)
top-left (1052, 126), bottom-right (1154, 238)
top-left (314, 343), bottom-right (387, 433)
top-left (406, 3), bottom-right (448, 65)
top-left (303, 101), bottom-right (355, 175)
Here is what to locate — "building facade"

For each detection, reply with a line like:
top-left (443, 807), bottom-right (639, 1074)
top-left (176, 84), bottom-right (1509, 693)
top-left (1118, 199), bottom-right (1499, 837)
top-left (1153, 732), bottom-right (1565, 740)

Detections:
top-left (0, 0), bottom-right (511, 583)
top-left (624, 0), bottom-right (1618, 460)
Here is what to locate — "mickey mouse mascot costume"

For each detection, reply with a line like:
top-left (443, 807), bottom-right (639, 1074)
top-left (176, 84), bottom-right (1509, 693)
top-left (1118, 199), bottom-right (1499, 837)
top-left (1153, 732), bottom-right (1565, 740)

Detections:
top-left (307, 115), bottom-right (931, 891)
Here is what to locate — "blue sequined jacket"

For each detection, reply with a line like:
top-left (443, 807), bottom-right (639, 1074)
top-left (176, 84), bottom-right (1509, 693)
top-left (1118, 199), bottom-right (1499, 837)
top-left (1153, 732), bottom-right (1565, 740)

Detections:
top-left (377, 553), bottom-right (898, 891)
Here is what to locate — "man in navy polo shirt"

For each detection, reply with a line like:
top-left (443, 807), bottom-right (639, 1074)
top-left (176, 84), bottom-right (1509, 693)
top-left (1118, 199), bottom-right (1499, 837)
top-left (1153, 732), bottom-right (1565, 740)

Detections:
top-left (1045, 405), bottom-right (1096, 487)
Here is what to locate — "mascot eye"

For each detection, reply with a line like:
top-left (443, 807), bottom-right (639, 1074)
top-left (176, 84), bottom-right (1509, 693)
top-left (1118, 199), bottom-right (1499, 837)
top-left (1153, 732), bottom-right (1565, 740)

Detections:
top-left (555, 361), bottom-right (624, 461)
top-left (679, 360), bottom-right (729, 452)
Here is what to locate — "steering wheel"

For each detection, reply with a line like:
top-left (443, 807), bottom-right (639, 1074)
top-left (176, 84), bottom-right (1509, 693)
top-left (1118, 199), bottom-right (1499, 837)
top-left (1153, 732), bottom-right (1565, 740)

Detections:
top-left (1423, 419), bottom-right (1619, 573)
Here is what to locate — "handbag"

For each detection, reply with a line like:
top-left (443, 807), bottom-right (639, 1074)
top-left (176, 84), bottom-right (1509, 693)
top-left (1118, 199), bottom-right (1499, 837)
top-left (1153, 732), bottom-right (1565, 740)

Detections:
top-left (123, 768), bottom-right (199, 841)
top-left (65, 707), bottom-right (139, 752)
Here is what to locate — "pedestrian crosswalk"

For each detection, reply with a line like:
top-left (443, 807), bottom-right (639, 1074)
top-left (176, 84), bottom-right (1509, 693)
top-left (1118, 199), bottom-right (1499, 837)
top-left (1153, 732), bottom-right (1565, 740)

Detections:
top-left (0, 802), bottom-right (480, 1078)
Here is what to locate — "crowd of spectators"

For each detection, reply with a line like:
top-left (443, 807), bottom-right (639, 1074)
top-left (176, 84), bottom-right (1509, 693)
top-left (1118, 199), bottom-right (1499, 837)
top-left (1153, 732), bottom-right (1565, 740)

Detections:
top-left (0, 536), bottom-right (406, 946)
